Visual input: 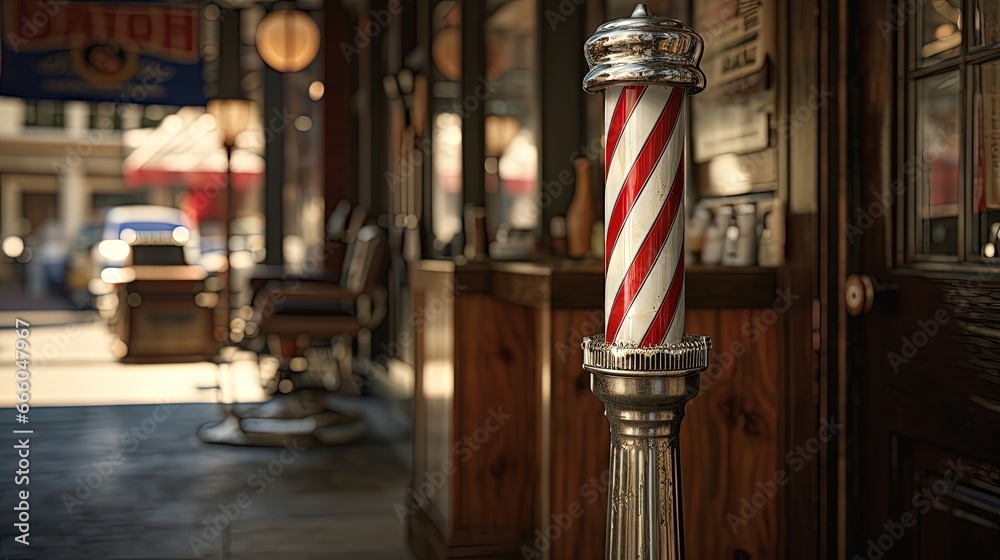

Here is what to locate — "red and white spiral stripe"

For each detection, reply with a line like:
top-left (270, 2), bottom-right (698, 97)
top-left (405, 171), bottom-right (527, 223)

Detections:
top-left (603, 84), bottom-right (687, 347)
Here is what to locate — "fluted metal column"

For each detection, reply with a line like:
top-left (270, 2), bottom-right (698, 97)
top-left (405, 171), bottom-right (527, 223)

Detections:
top-left (584, 336), bottom-right (708, 559)
top-left (582, 5), bottom-right (709, 559)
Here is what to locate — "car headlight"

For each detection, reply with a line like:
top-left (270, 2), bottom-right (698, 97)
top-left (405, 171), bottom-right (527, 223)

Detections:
top-left (172, 226), bottom-right (191, 244)
top-left (98, 240), bottom-right (130, 261)
top-left (100, 267), bottom-right (135, 284)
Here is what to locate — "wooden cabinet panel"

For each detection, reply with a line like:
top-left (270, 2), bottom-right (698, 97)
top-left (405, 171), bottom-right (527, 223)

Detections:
top-left (410, 264), bottom-right (539, 558)
top-left (682, 308), bottom-right (781, 560)
top-left (547, 308), bottom-right (610, 560)
top-left (412, 289), bottom-right (455, 533)
top-left (117, 275), bottom-right (219, 362)
top-left (453, 295), bottom-right (539, 535)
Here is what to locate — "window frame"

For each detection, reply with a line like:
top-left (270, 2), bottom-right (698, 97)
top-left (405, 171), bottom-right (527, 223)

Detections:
top-left (897, 0), bottom-right (1000, 269)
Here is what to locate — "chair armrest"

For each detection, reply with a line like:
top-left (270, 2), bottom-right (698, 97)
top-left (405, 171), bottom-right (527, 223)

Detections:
top-left (248, 268), bottom-right (341, 301)
top-left (268, 283), bottom-right (356, 303)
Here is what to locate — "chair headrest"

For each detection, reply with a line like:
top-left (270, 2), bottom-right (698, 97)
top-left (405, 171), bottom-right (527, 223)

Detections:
top-left (326, 200), bottom-right (352, 240)
top-left (356, 224), bottom-right (379, 243)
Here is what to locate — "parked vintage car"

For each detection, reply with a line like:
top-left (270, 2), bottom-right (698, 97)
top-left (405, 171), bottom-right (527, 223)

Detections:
top-left (89, 205), bottom-right (202, 297)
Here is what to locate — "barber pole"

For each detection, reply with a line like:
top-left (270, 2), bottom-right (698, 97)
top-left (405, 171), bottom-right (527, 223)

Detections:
top-left (603, 83), bottom-right (687, 346)
top-left (582, 5), bottom-right (711, 559)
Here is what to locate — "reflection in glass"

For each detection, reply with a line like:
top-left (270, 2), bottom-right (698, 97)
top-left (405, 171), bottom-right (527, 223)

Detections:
top-left (430, 1), bottom-right (463, 254)
top-left (432, 1), bottom-right (461, 80)
top-left (914, 71), bottom-right (960, 255)
top-left (917, 0), bottom-right (962, 66)
top-left (972, 61), bottom-right (1000, 257)
top-left (483, 0), bottom-right (538, 257)
top-left (973, 0), bottom-right (1000, 48)
top-left (432, 113), bottom-right (463, 246)
top-left (497, 131), bottom-right (539, 228)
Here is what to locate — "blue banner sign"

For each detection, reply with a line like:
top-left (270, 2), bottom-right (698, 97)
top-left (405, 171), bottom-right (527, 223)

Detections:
top-left (1, 0), bottom-right (206, 105)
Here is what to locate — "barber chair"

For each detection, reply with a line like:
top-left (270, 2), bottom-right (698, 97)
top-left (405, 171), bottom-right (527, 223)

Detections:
top-left (238, 203), bottom-right (368, 335)
top-left (199, 223), bottom-right (388, 446)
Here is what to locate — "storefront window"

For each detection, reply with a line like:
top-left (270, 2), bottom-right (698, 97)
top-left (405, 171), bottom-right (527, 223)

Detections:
top-left (483, 0), bottom-right (538, 257)
top-left (913, 71), bottom-right (960, 256)
top-left (971, 60), bottom-right (1000, 258)
top-left (903, 0), bottom-right (1000, 263)
top-left (972, 0), bottom-right (1000, 48)
top-left (430, 1), bottom-right (463, 253)
top-left (915, 0), bottom-right (962, 67)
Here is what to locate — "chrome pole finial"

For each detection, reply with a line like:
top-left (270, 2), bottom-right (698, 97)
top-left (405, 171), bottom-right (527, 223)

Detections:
top-left (582, 4), bottom-right (707, 94)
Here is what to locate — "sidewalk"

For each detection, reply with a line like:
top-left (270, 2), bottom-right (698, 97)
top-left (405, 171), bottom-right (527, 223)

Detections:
top-left (0, 285), bottom-right (77, 312)
top-left (0, 320), bottom-right (263, 408)
top-left (0, 285), bottom-right (94, 329)
top-left (0, 310), bottom-right (96, 330)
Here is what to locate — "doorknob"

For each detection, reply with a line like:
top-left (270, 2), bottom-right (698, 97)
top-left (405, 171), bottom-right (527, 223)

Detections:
top-left (845, 274), bottom-right (881, 316)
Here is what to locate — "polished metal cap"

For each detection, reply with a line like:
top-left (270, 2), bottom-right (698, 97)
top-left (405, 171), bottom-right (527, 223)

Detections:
top-left (582, 333), bottom-right (711, 376)
top-left (583, 3), bottom-right (706, 94)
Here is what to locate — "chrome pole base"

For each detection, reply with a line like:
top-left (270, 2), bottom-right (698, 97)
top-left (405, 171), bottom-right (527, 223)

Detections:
top-left (583, 334), bottom-right (710, 560)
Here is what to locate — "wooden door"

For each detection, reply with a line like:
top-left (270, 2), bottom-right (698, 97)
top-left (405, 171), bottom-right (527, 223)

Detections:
top-left (852, 1), bottom-right (1000, 557)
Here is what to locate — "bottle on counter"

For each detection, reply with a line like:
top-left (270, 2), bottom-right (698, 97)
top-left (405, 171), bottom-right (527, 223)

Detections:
top-left (722, 203), bottom-right (757, 267)
top-left (550, 216), bottom-right (568, 257)
top-left (701, 205), bottom-right (731, 266)
top-left (567, 157), bottom-right (596, 258)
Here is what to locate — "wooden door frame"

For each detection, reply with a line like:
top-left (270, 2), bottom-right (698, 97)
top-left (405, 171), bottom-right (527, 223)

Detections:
top-left (823, 0), bottom-right (854, 557)
top-left (843, 0), bottom-right (875, 555)
top-left (832, 0), bottom-right (897, 555)
top-left (780, 0), bottom-right (841, 557)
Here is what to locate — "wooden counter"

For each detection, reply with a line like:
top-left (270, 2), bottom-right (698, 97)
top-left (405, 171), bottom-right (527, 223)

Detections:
top-left (409, 260), bottom-right (534, 558)
top-left (408, 258), bottom-right (786, 560)
top-left (113, 266), bottom-right (223, 363)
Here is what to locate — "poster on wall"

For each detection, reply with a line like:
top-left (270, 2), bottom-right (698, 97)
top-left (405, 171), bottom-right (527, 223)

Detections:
top-left (0, 0), bottom-right (206, 106)
top-left (691, 0), bottom-right (776, 163)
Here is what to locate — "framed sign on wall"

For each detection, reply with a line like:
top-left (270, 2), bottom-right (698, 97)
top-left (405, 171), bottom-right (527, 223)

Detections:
top-left (691, 0), bottom-right (777, 196)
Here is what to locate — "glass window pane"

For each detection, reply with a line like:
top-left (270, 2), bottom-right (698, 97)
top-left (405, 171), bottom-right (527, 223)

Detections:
top-left (973, 0), bottom-right (1000, 48)
top-left (430, 1), bottom-right (463, 253)
top-left (972, 61), bottom-right (1000, 259)
top-left (484, 0), bottom-right (538, 257)
top-left (916, 0), bottom-right (962, 66)
top-left (431, 113), bottom-right (463, 247)
top-left (913, 71), bottom-right (961, 256)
